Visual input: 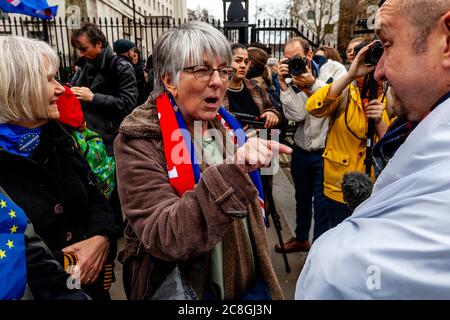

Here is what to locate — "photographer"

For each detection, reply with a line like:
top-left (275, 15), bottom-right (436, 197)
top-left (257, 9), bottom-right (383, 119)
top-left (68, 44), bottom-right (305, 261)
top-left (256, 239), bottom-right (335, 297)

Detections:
top-left (274, 37), bottom-right (347, 253)
top-left (305, 41), bottom-right (390, 228)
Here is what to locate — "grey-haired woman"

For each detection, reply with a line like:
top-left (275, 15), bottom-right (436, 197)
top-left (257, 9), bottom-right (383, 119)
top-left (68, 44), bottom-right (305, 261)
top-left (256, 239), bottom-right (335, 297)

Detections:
top-left (115, 21), bottom-right (289, 300)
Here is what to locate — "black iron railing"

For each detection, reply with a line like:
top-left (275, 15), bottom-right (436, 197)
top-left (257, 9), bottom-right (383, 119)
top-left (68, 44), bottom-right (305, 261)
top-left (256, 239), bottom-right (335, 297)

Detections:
top-left (0, 16), bottom-right (333, 82)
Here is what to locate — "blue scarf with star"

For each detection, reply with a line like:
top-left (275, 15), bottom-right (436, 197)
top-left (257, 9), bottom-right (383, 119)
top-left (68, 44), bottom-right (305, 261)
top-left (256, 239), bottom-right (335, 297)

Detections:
top-left (0, 124), bottom-right (42, 158)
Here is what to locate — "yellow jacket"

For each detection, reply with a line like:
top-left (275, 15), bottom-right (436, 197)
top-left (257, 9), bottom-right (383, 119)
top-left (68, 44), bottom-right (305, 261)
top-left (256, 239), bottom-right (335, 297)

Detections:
top-left (306, 83), bottom-right (389, 203)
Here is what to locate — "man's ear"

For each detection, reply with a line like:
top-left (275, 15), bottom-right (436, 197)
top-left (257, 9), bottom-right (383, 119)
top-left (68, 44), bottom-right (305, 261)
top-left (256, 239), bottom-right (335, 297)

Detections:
top-left (443, 11), bottom-right (450, 69)
top-left (162, 74), bottom-right (178, 97)
top-left (307, 50), bottom-right (313, 62)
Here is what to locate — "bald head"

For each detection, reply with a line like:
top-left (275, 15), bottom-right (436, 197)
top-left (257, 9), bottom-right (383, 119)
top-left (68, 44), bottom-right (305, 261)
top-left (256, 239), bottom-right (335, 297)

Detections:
top-left (381, 0), bottom-right (450, 53)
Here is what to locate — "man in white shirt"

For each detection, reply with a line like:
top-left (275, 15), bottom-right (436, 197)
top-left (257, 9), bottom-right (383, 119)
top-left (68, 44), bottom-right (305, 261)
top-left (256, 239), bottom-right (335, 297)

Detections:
top-left (274, 37), bottom-right (346, 253)
top-left (296, 0), bottom-right (450, 299)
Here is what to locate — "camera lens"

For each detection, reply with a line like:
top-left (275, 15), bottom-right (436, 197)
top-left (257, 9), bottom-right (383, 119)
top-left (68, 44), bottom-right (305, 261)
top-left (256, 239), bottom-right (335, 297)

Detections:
top-left (366, 41), bottom-right (384, 65)
top-left (288, 56), bottom-right (306, 76)
top-left (353, 40), bottom-right (384, 65)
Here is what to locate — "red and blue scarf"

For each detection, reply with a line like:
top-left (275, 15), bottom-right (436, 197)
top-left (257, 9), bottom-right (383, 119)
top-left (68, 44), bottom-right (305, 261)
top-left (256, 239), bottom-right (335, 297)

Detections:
top-left (156, 93), bottom-right (265, 220)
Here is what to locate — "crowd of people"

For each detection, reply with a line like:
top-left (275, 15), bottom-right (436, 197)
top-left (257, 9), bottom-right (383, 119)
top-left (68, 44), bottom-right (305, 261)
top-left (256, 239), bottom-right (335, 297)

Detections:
top-left (1, 0), bottom-right (450, 300)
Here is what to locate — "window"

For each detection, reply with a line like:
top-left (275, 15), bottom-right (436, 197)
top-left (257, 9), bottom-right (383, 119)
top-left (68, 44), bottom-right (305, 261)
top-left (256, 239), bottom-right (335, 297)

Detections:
top-left (158, 2), bottom-right (160, 12)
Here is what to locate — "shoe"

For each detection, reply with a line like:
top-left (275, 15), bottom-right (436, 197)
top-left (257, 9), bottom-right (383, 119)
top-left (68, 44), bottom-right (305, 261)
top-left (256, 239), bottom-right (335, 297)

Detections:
top-left (275, 238), bottom-right (311, 253)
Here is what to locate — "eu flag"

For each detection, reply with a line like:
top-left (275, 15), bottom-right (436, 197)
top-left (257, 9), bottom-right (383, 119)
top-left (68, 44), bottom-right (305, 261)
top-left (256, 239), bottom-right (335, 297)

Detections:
top-left (0, 191), bottom-right (27, 300)
top-left (0, 0), bottom-right (58, 20)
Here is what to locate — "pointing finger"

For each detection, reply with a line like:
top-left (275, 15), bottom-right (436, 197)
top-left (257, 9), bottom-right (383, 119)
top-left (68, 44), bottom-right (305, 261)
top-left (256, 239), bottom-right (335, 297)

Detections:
top-left (265, 140), bottom-right (292, 154)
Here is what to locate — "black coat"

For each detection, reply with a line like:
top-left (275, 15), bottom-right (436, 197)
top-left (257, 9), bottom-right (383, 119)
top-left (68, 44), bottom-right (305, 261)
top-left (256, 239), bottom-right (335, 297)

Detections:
top-left (24, 222), bottom-right (90, 300)
top-left (134, 59), bottom-right (148, 106)
top-left (75, 45), bottom-right (138, 155)
top-left (0, 121), bottom-right (117, 265)
top-left (0, 185), bottom-right (89, 300)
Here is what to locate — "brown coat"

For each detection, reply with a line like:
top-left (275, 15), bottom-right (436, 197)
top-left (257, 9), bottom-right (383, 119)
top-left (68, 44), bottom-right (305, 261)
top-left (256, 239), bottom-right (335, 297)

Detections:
top-left (114, 100), bottom-right (284, 300)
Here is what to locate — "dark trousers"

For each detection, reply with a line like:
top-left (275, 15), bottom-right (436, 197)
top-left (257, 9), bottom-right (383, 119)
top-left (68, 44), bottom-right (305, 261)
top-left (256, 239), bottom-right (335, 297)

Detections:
top-left (326, 196), bottom-right (352, 228)
top-left (109, 186), bottom-right (125, 237)
top-left (291, 147), bottom-right (329, 242)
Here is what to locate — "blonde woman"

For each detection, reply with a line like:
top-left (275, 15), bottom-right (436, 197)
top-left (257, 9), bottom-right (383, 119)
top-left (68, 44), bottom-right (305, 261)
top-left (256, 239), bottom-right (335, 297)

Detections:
top-left (0, 36), bottom-right (117, 300)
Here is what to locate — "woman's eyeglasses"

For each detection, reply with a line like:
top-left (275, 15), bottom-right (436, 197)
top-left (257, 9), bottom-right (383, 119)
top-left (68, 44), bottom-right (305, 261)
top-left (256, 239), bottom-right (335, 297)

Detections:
top-left (183, 65), bottom-right (236, 81)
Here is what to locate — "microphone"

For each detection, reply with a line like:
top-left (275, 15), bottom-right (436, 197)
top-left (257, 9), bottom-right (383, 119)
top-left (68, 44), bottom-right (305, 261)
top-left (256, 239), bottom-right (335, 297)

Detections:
top-left (342, 171), bottom-right (373, 213)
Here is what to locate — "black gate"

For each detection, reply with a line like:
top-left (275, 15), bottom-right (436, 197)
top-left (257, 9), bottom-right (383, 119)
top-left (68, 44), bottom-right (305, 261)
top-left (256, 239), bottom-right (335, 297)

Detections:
top-left (0, 16), bottom-right (326, 82)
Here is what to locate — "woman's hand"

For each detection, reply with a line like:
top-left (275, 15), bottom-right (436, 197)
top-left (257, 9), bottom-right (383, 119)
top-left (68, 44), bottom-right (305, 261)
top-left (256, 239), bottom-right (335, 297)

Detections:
top-left (365, 99), bottom-right (384, 123)
top-left (347, 41), bottom-right (378, 80)
top-left (260, 111), bottom-right (279, 129)
top-left (366, 99), bottom-right (388, 138)
top-left (327, 41), bottom-right (379, 99)
top-left (62, 235), bottom-right (110, 285)
top-left (232, 137), bottom-right (292, 174)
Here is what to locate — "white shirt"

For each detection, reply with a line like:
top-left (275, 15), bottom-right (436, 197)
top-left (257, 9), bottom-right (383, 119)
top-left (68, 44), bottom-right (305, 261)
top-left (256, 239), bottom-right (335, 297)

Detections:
top-left (295, 95), bottom-right (450, 299)
top-left (281, 60), bottom-right (347, 151)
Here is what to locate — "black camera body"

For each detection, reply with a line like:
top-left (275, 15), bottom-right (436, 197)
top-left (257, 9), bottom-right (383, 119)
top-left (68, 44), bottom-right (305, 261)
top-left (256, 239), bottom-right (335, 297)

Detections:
top-left (354, 40), bottom-right (384, 65)
top-left (287, 56), bottom-right (307, 76)
top-left (232, 112), bottom-right (266, 129)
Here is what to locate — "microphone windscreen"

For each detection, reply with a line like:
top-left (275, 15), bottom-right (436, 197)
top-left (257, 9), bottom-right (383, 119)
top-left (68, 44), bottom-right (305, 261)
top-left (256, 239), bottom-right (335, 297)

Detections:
top-left (342, 171), bottom-right (373, 213)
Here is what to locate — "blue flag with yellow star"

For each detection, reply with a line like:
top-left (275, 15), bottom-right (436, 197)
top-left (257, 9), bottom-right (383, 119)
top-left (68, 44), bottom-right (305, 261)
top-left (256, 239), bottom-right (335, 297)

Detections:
top-left (0, 0), bottom-right (58, 20)
top-left (0, 191), bottom-right (27, 300)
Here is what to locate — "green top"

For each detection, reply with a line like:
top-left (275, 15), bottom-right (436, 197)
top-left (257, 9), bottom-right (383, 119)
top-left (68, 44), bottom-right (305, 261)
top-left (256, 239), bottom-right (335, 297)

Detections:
top-left (202, 136), bottom-right (255, 300)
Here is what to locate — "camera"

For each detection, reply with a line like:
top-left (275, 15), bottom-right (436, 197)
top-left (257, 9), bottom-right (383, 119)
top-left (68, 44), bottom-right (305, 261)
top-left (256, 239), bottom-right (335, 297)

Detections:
top-left (232, 112), bottom-right (266, 129)
top-left (353, 40), bottom-right (384, 65)
top-left (286, 56), bottom-right (307, 76)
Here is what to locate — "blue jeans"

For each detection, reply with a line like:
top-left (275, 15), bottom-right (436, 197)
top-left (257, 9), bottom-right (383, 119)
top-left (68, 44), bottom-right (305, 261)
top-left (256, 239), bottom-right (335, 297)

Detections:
top-left (326, 197), bottom-right (352, 228)
top-left (291, 147), bottom-right (329, 242)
